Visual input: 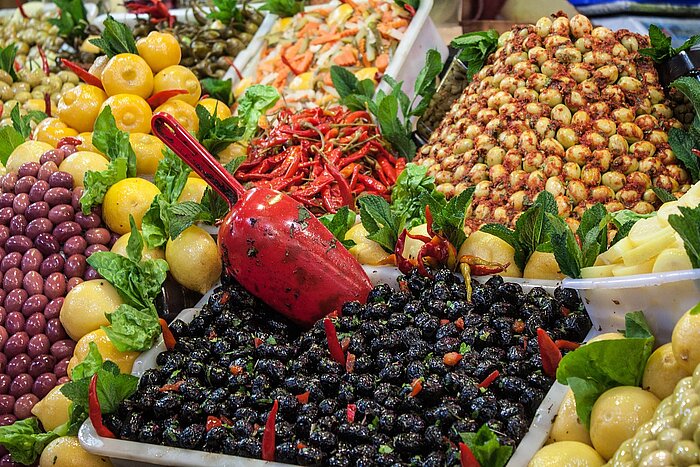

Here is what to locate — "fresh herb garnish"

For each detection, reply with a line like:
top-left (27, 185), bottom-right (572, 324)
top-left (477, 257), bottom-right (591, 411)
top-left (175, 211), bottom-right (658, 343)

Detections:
top-left (0, 418), bottom-right (62, 465)
top-left (196, 105), bottom-right (245, 156)
top-left (609, 209), bottom-right (656, 245)
top-left (358, 195), bottom-right (401, 253)
top-left (89, 16), bottom-right (138, 57)
top-left (236, 84), bottom-right (280, 140)
top-left (391, 164), bottom-right (441, 230)
top-left (556, 311), bottom-right (655, 428)
top-left (259, 0), bottom-right (305, 17)
top-left (49, 0), bottom-right (89, 42)
top-left (420, 187), bottom-right (475, 249)
top-left (200, 78), bottom-right (234, 106)
top-left (80, 106), bottom-right (137, 214)
top-left (319, 206), bottom-right (356, 249)
top-left (87, 217), bottom-right (168, 351)
top-left (480, 191), bottom-right (558, 271)
top-left (332, 49), bottom-right (443, 160)
top-left (207, 0), bottom-right (244, 24)
top-left (0, 43), bottom-right (18, 81)
top-left (668, 205), bottom-right (700, 269)
top-left (450, 30), bottom-right (500, 82)
top-left (639, 24), bottom-right (700, 63)
top-left (11, 105), bottom-right (47, 139)
top-left (459, 424), bottom-right (513, 467)
top-left (668, 76), bottom-right (700, 183)
top-left (652, 186), bottom-right (678, 203)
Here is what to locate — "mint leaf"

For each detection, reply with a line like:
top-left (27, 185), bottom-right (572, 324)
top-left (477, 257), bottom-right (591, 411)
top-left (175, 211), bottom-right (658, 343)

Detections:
top-left (0, 126), bottom-right (24, 166)
top-left (624, 311), bottom-right (654, 339)
top-left (196, 105), bottom-right (245, 156)
top-left (390, 163), bottom-right (440, 230)
top-left (259, 0), bottom-right (305, 17)
top-left (460, 424), bottom-right (513, 467)
top-left (377, 94), bottom-right (415, 160)
top-left (207, 0), bottom-right (244, 24)
top-left (11, 105), bottom-right (46, 139)
top-left (451, 30), bottom-right (499, 81)
top-left (358, 195), bottom-right (400, 253)
top-left (430, 187), bottom-right (474, 248)
top-left (639, 24), bottom-right (673, 62)
top-left (141, 195), bottom-right (171, 248)
top-left (125, 216), bottom-right (143, 263)
top-left (652, 186), bottom-right (677, 203)
top-left (200, 78), bottom-right (234, 106)
top-left (0, 44), bottom-right (18, 81)
top-left (410, 48), bottom-right (442, 118)
top-left (319, 206), bottom-right (356, 249)
top-left (168, 201), bottom-right (210, 239)
top-left (49, 0), bottom-right (89, 41)
top-left (80, 156), bottom-right (129, 215)
top-left (668, 205), bottom-right (700, 269)
top-left (237, 85), bottom-right (280, 141)
top-left (548, 213), bottom-right (582, 278)
top-left (154, 149), bottom-right (191, 203)
top-left (89, 16), bottom-right (137, 57)
top-left (668, 127), bottom-right (699, 184)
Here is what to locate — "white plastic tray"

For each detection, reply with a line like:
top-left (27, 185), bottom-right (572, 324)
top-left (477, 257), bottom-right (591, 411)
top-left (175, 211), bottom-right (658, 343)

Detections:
top-left (229, 0), bottom-right (448, 103)
top-left (563, 268), bottom-right (700, 344)
top-left (0, 2), bottom-right (97, 21)
top-left (80, 269), bottom-right (589, 466)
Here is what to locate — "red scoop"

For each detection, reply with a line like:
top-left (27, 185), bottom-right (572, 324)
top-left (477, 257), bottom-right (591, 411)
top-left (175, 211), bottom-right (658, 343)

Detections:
top-left (151, 113), bottom-right (372, 327)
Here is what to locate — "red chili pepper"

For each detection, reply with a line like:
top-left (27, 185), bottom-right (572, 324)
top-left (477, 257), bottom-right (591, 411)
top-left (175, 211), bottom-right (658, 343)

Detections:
top-left (44, 93), bottom-right (52, 118)
top-left (395, 157), bottom-right (406, 175)
top-left (261, 400), bottom-right (278, 461)
top-left (349, 164), bottom-right (362, 190)
top-left (409, 378), bottom-right (422, 397)
top-left (253, 337), bottom-right (263, 348)
top-left (344, 110), bottom-right (371, 124)
top-left (377, 156), bottom-right (397, 185)
top-left (295, 391), bottom-right (310, 404)
top-left (61, 59), bottom-right (104, 89)
top-left (326, 163), bottom-right (353, 208)
top-left (147, 89), bottom-right (188, 109)
top-left (36, 45), bottom-right (49, 76)
top-left (14, 0), bottom-right (28, 19)
top-left (89, 373), bottom-right (115, 438)
top-left (357, 173), bottom-right (387, 193)
top-left (346, 352), bottom-right (356, 373)
top-left (459, 442), bottom-right (480, 467)
top-left (555, 340), bottom-right (581, 351)
top-left (206, 416), bottom-right (223, 431)
top-left (455, 317), bottom-right (465, 331)
top-left (346, 403), bottom-right (357, 422)
top-left (13, 60), bottom-right (21, 72)
top-left (158, 318), bottom-right (176, 350)
top-left (323, 318), bottom-right (346, 366)
top-left (478, 370), bottom-right (500, 389)
top-left (537, 328), bottom-right (562, 379)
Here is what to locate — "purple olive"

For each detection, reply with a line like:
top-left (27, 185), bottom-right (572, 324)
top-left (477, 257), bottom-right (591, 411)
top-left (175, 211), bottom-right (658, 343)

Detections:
top-left (63, 236), bottom-right (87, 256)
top-left (57, 376), bottom-right (69, 385)
top-left (37, 161), bottom-right (59, 181)
top-left (0, 395), bottom-right (14, 415)
top-left (3, 289), bottom-right (27, 314)
top-left (0, 415), bottom-right (17, 428)
top-left (0, 308), bottom-right (5, 326)
top-left (44, 273), bottom-right (66, 300)
top-left (4, 236), bottom-right (31, 254)
top-left (0, 253), bottom-right (21, 273)
top-left (0, 327), bottom-right (7, 351)
top-left (11, 194), bottom-right (29, 215)
top-left (66, 277), bottom-right (83, 292)
top-left (64, 254), bottom-right (86, 279)
top-left (85, 244), bottom-right (109, 257)
top-left (21, 271), bottom-right (43, 296)
top-left (6, 353), bottom-right (30, 378)
top-left (2, 266), bottom-right (21, 292)
top-left (43, 187), bottom-right (71, 206)
top-left (75, 212), bottom-right (101, 230)
top-left (54, 357), bottom-right (70, 378)
top-left (27, 334), bottom-right (49, 358)
top-left (48, 171), bottom-right (74, 189)
top-left (21, 294), bottom-right (48, 317)
top-left (28, 354), bottom-right (54, 378)
top-left (0, 194), bottom-right (13, 209)
top-left (40, 149), bottom-right (65, 166)
top-left (52, 221), bottom-right (81, 243)
top-left (45, 319), bottom-right (67, 343)
top-left (0, 226), bottom-right (9, 248)
top-left (7, 216), bottom-right (25, 237)
top-left (24, 201), bottom-right (49, 222)
top-left (17, 163), bottom-right (39, 179)
top-left (71, 187), bottom-right (84, 211)
top-left (13, 176), bottom-right (36, 194)
top-left (27, 180), bottom-right (49, 203)
top-left (4, 312), bottom-right (24, 335)
top-left (39, 254), bottom-right (64, 277)
top-left (0, 376), bottom-right (10, 395)
top-left (0, 354), bottom-right (7, 373)
top-left (84, 266), bottom-right (100, 280)
top-left (20, 249), bottom-right (42, 274)
top-left (32, 373), bottom-right (56, 399)
top-left (49, 339), bottom-right (73, 360)
top-left (47, 204), bottom-right (74, 225)
top-left (34, 232), bottom-right (60, 256)
top-left (25, 218), bottom-right (53, 240)
top-left (25, 313), bottom-right (46, 337)
top-left (0, 208), bottom-right (12, 226)
top-left (44, 298), bottom-right (63, 320)
top-left (4, 332), bottom-right (28, 359)
top-left (9, 373), bottom-right (32, 397)
top-left (13, 393), bottom-right (38, 419)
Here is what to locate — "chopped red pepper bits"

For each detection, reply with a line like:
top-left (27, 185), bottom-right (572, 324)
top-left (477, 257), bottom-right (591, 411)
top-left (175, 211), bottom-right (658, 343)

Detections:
top-left (346, 403), bottom-right (357, 423)
top-left (295, 391), bottom-right (310, 404)
top-left (159, 318), bottom-right (176, 351)
top-left (477, 370), bottom-right (500, 389)
top-left (555, 339), bottom-right (581, 351)
top-left (262, 400), bottom-right (279, 461)
top-left (323, 318), bottom-right (346, 366)
top-left (158, 380), bottom-right (184, 392)
top-left (206, 416), bottom-right (223, 431)
top-left (443, 352), bottom-right (463, 366)
top-left (409, 378), bottom-right (423, 397)
top-left (537, 328), bottom-right (562, 378)
top-left (346, 352), bottom-right (356, 373)
top-left (229, 365), bottom-right (244, 375)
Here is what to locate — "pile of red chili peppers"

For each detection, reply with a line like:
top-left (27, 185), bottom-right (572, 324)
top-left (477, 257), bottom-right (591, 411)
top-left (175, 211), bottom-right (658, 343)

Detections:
top-left (240, 106), bottom-right (406, 214)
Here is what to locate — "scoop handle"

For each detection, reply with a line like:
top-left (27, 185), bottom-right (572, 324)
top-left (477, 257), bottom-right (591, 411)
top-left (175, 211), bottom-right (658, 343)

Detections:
top-left (151, 112), bottom-right (245, 204)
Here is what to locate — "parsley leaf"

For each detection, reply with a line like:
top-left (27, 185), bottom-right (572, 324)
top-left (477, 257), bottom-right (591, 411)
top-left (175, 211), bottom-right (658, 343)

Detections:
top-left (89, 16), bottom-right (138, 57)
top-left (459, 424), bottom-right (513, 467)
top-left (80, 106), bottom-right (137, 214)
top-left (208, 0), bottom-right (244, 24)
top-left (0, 44), bottom-right (18, 81)
top-left (319, 206), bottom-right (356, 249)
top-left (237, 85), bottom-right (280, 140)
top-left (668, 205), bottom-right (700, 269)
top-left (451, 30), bottom-right (500, 81)
top-left (0, 418), bottom-right (60, 465)
top-left (49, 0), bottom-right (89, 41)
top-left (259, 0), bottom-right (305, 17)
top-left (200, 78), bottom-right (234, 106)
top-left (390, 164), bottom-right (440, 230)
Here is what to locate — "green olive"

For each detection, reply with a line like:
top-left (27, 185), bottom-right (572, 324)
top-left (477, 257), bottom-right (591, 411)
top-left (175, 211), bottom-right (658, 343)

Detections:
top-left (11, 82), bottom-right (30, 94)
top-left (61, 82), bottom-right (75, 92)
top-left (226, 38), bottom-right (244, 56)
top-left (30, 89), bottom-right (44, 99)
top-left (0, 70), bottom-right (12, 85)
top-left (13, 91), bottom-right (30, 103)
top-left (0, 82), bottom-right (12, 101)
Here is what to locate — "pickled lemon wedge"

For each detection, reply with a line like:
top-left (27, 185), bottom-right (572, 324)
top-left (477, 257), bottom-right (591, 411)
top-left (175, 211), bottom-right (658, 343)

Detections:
top-left (271, 17), bottom-right (294, 34)
top-left (328, 4), bottom-right (353, 25)
top-left (290, 72), bottom-right (314, 91)
top-left (355, 67), bottom-right (379, 83)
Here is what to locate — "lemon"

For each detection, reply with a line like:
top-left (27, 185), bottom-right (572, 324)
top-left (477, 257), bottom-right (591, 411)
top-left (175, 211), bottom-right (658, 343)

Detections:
top-left (23, 98), bottom-right (56, 115)
top-left (68, 329), bottom-right (139, 378)
top-left (40, 436), bottom-right (112, 467)
top-left (154, 99), bottom-right (199, 133)
top-left (153, 65), bottom-right (201, 106)
top-left (59, 151), bottom-right (109, 187)
top-left (328, 4), bottom-right (353, 25)
top-left (136, 31), bottom-right (181, 73)
top-left (218, 142), bottom-right (247, 165)
top-left (111, 231), bottom-right (165, 261)
top-left (6, 140), bottom-right (53, 173)
top-left (57, 84), bottom-right (108, 132)
top-left (178, 177), bottom-right (208, 203)
top-left (290, 72), bottom-right (314, 91)
top-left (234, 77), bottom-right (253, 98)
top-left (76, 132), bottom-right (100, 153)
top-left (33, 117), bottom-right (79, 147)
top-left (103, 178), bottom-right (161, 234)
top-left (100, 94), bottom-right (152, 134)
top-left (355, 67), bottom-right (379, 83)
top-left (101, 53), bottom-right (154, 98)
top-left (129, 132), bottom-right (165, 175)
top-left (31, 384), bottom-right (71, 431)
top-left (198, 98), bottom-right (231, 120)
top-left (165, 225), bottom-right (222, 294)
top-left (80, 35), bottom-right (102, 54)
top-left (61, 279), bottom-right (124, 340)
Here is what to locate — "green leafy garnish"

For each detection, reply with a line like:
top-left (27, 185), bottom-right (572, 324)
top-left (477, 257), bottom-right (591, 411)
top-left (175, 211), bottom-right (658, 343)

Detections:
top-left (557, 311), bottom-right (655, 428)
top-left (332, 49), bottom-right (443, 160)
top-left (0, 43), bottom-right (18, 81)
top-left (237, 84), bottom-right (280, 140)
top-left (450, 30), bottom-right (500, 82)
top-left (207, 0), bottom-right (244, 24)
top-left (394, 0), bottom-right (419, 13)
top-left (652, 186), bottom-right (678, 203)
top-left (459, 424), bottom-right (513, 467)
top-left (49, 0), bottom-right (89, 41)
top-left (391, 164), bottom-right (441, 230)
top-left (196, 104), bottom-right (245, 156)
top-left (80, 106), bottom-right (137, 214)
top-left (420, 188), bottom-right (474, 249)
top-left (11, 105), bottom-right (47, 139)
top-left (609, 209), bottom-right (656, 245)
top-left (0, 127), bottom-right (24, 166)
top-left (480, 192), bottom-right (558, 271)
top-left (639, 24), bottom-right (700, 63)
top-left (319, 206), bottom-right (356, 249)
top-left (200, 78), bottom-right (234, 106)
top-left (259, 0), bottom-right (305, 17)
top-left (89, 16), bottom-right (138, 58)
top-left (358, 195), bottom-right (401, 253)
top-left (668, 76), bottom-right (700, 183)
top-left (0, 418), bottom-right (61, 465)
top-left (668, 205), bottom-right (700, 269)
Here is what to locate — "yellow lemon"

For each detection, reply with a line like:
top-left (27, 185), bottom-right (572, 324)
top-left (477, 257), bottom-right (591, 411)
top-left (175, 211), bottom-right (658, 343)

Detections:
top-left (111, 231), bottom-right (165, 261)
top-left (6, 140), bottom-right (53, 173)
top-left (76, 132), bottom-right (100, 153)
top-left (129, 132), bottom-right (165, 175)
top-left (165, 225), bottom-right (221, 294)
top-left (177, 177), bottom-right (208, 203)
top-left (57, 84), bottom-right (108, 132)
top-left (60, 279), bottom-right (124, 340)
top-left (102, 177), bottom-right (161, 234)
top-left (58, 151), bottom-right (109, 187)
top-left (101, 53), bottom-right (154, 98)
top-left (198, 98), bottom-right (231, 120)
top-left (136, 31), bottom-right (181, 73)
top-left (68, 329), bottom-right (139, 378)
top-left (40, 436), bottom-right (112, 467)
top-left (100, 94), bottom-right (152, 134)
top-left (154, 99), bottom-right (199, 133)
top-left (33, 118), bottom-right (79, 147)
top-left (153, 65), bottom-right (200, 106)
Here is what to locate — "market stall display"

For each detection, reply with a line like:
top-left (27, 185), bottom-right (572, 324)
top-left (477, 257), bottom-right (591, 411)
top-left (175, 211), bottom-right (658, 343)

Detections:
top-left (0, 1), bottom-right (694, 465)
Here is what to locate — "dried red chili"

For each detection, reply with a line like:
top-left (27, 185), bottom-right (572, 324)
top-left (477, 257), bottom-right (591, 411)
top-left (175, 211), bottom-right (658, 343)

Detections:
top-left (147, 89), bottom-right (188, 109)
top-left (477, 370), bottom-right (500, 389)
top-left (89, 373), bottom-right (115, 438)
top-left (537, 328), bottom-right (562, 378)
top-left (555, 339), bottom-right (581, 351)
top-left (159, 318), bottom-right (176, 351)
top-left (459, 442), bottom-right (480, 467)
top-left (262, 400), bottom-right (279, 461)
top-left (323, 318), bottom-right (346, 366)
top-left (61, 59), bottom-right (104, 89)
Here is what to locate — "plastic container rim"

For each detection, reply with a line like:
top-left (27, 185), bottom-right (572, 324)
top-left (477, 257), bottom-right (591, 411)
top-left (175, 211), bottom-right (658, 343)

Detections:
top-left (562, 268), bottom-right (700, 290)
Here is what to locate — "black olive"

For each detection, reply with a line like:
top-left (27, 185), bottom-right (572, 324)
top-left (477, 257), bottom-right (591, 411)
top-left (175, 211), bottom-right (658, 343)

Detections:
top-left (367, 284), bottom-right (393, 303)
top-left (161, 417), bottom-right (181, 447)
top-left (424, 424), bottom-right (445, 448)
top-left (521, 387), bottom-right (545, 415)
top-left (434, 336), bottom-right (461, 354)
top-left (337, 423), bottom-right (373, 444)
top-left (470, 394), bottom-right (498, 422)
top-left (392, 432), bottom-right (425, 454)
top-left (507, 345), bottom-right (527, 361)
top-left (326, 454), bottom-right (352, 466)
top-left (527, 372), bottom-right (552, 389)
top-left (237, 437), bottom-right (262, 458)
top-left (153, 393), bottom-right (183, 419)
top-left (309, 429), bottom-right (338, 451)
top-left (138, 368), bottom-right (165, 389)
top-left (397, 413), bottom-right (426, 433)
top-left (423, 451), bottom-right (447, 466)
top-left (403, 300), bottom-right (424, 316)
top-left (387, 291), bottom-right (410, 311)
top-left (446, 300), bottom-right (472, 320)
top-left (203, 425), bottom-right (227, 451)
top-left (407, 340), bottom-right (431, 360)
top-left (378, 362), bottom-right (403, 382)
top-left (185, 359), bottom-right (206, 377)
top-left (180, 401), bottom-right (203, 421)
top-left (506, 414), bottom-right (530, 441)
top-left (498, 399), bottom-right (525, 419)
top-left (276, 441), bottom-right (298, 463)
top-left (341, 301), bottom-right (363, 316)
top-left (256, 359), bottom-right (286, 382)
top-left (554, 287), bottom-right (581, 310)
top-left (337, 383), bottom-right (355, 404)
top-left (431, 281), bottom-right (451, 301)
top-left (436, 322), bottom-right (459, 340)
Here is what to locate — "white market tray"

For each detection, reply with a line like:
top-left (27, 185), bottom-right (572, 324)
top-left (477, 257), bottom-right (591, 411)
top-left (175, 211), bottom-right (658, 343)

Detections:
top-left (228, 0), bottom-right (448, 102)
top-left (80, 269), bottom-right (594, 466)
top-left (0, 1), bottom-right (97, 21)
